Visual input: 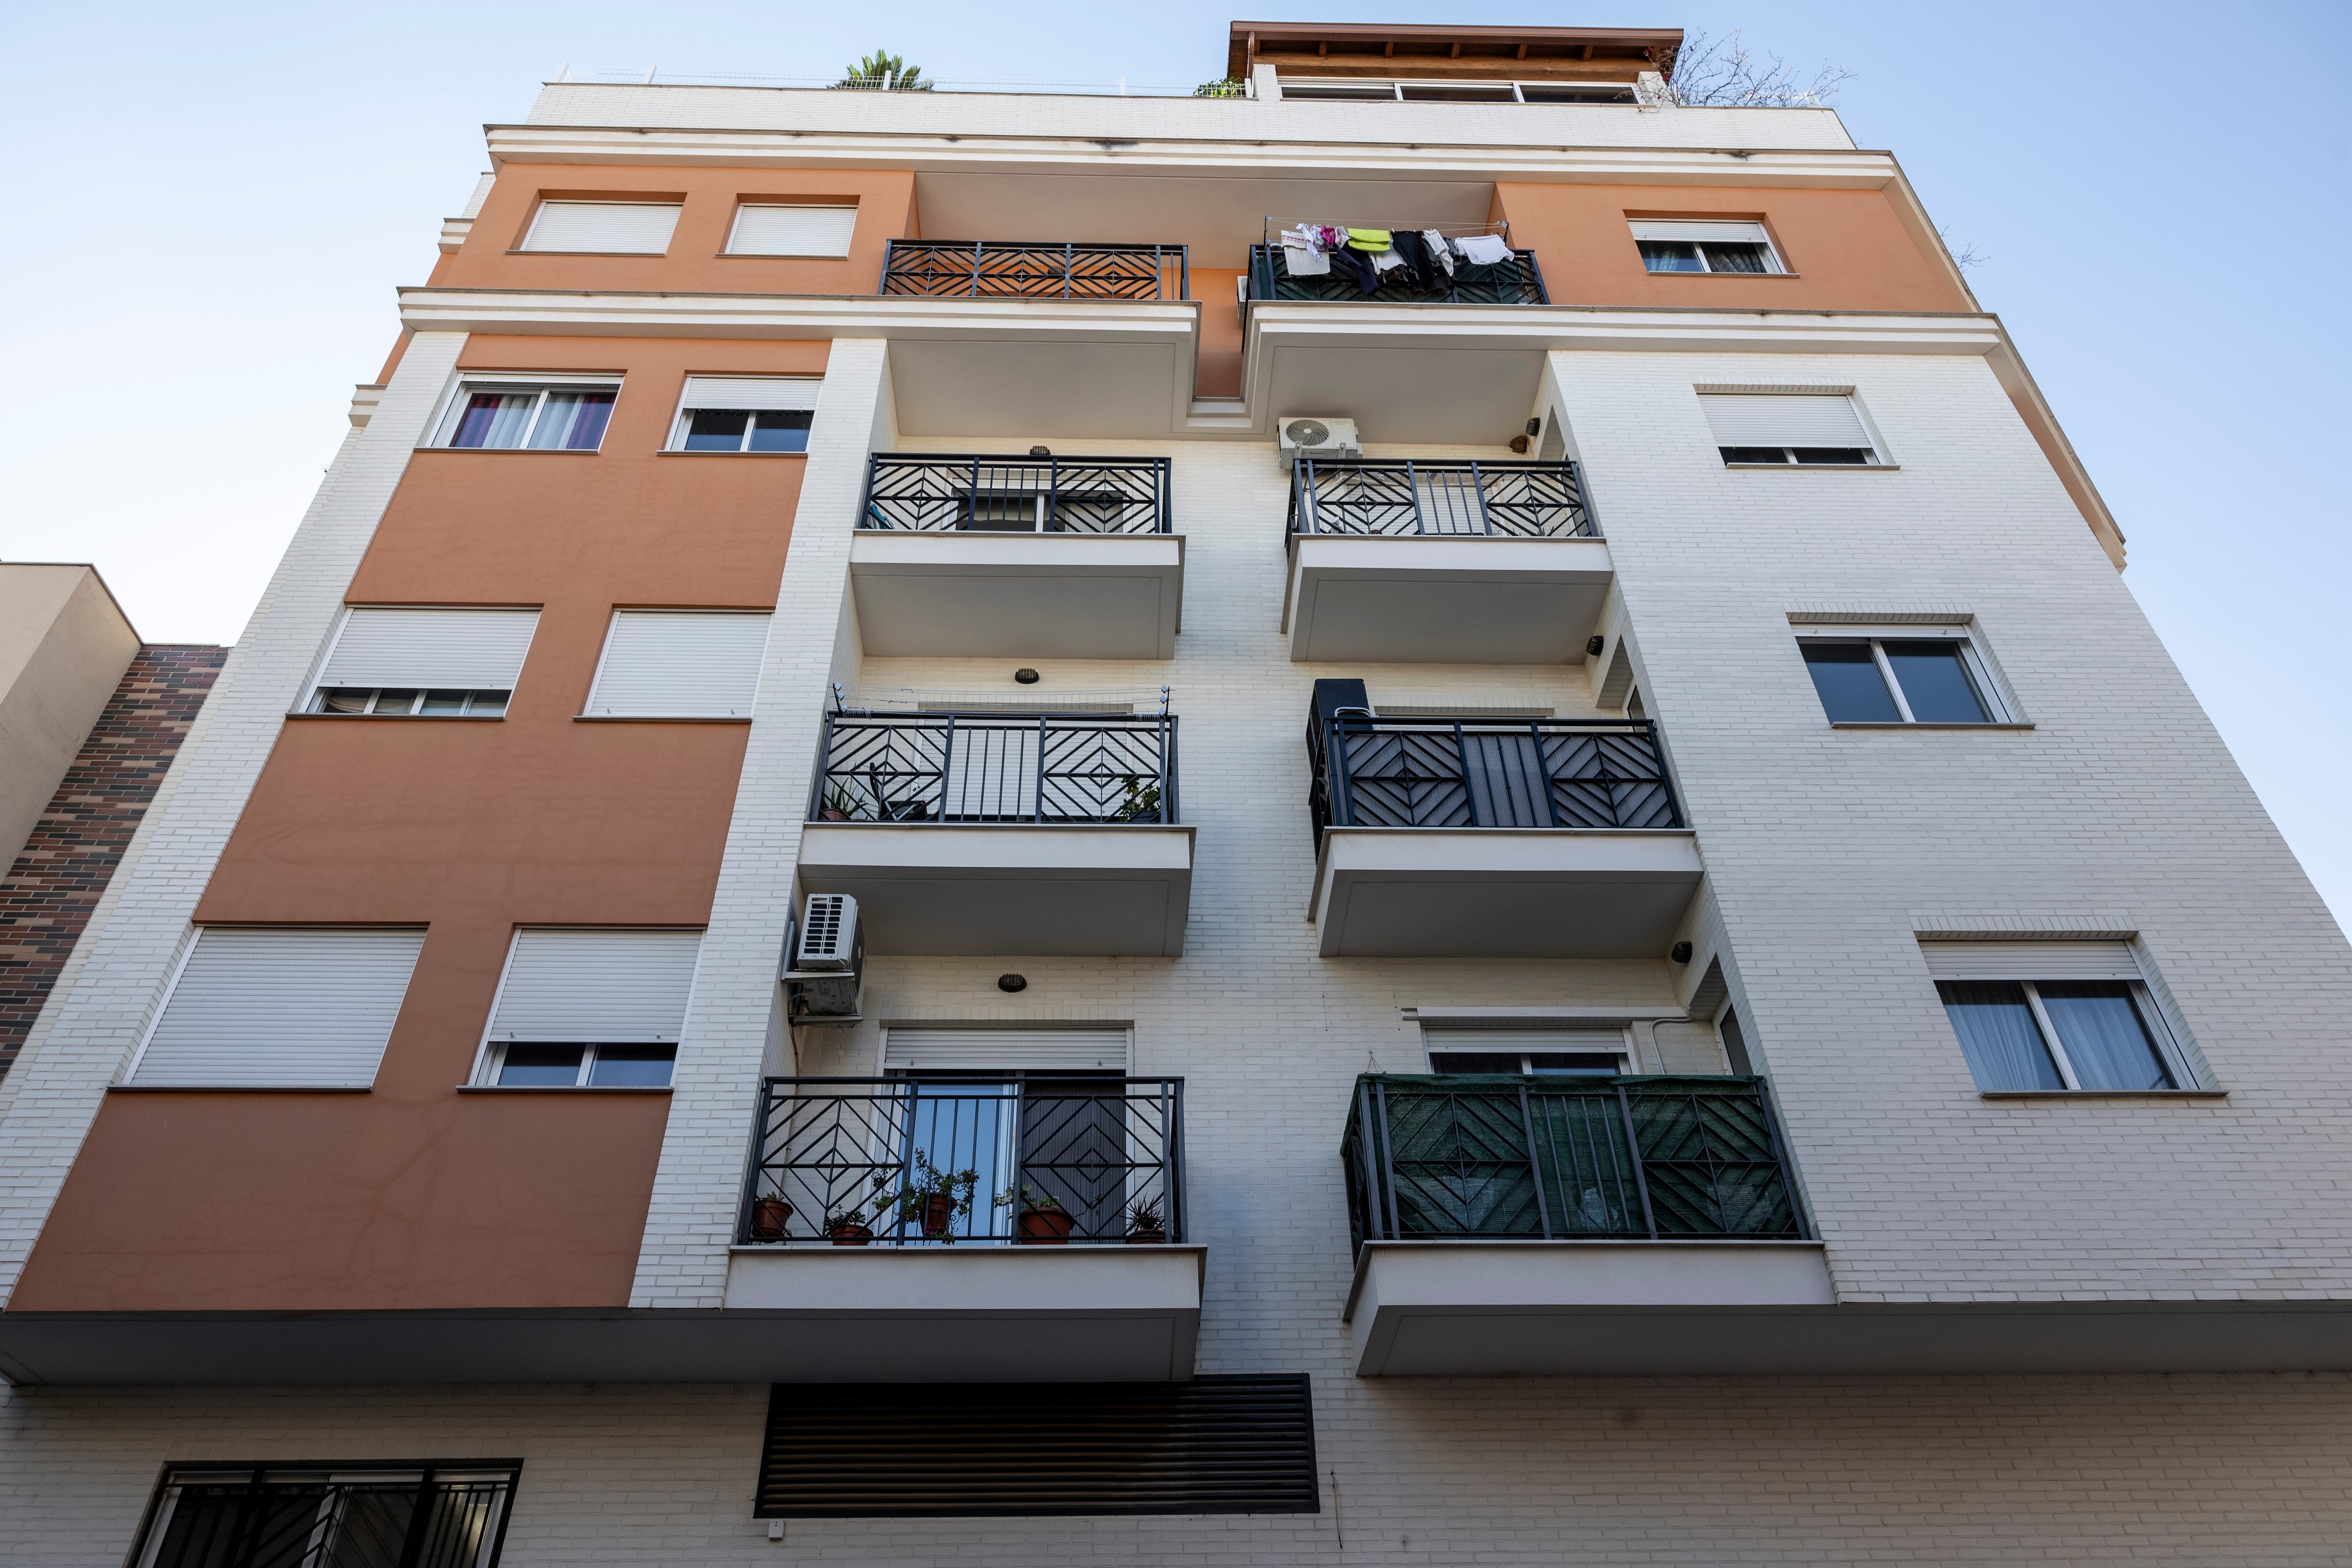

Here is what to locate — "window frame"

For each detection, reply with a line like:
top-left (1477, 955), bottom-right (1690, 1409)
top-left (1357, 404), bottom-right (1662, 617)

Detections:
top-left (1632, 221), bottom-right (1788, 276)
top-left (299, 605), bottom-right (540, 719)
top-left (518, 198), bottom-right (682, 255)
top-left (424, 376), bottom-right (623, 452)
top-left (1794, 625), bottom-right (2017, 725)
top-left (724, 202), bottom-right (859, 257)
top-left (1277, 78), bottom-right (1639, 105)
top-left (1698, 389), bottom-right (1886, 467)
top-left (580, 608), bottom-right (772, 719)
top-left (1939, 976), bottom-right (2197, 1093)
top-left (309, 687), bottom-right (511, 717)
top-left (467, 927), bottom-right (704, 1089)
top-left (127, 1461), bottom-right (521, 1568)
top-left (664, 378), bottom-right (820, 454)
top-left (475, 1039), bottom-right (678, 1089)
top-left (1422, 1027), bottom-right (1635, 1077)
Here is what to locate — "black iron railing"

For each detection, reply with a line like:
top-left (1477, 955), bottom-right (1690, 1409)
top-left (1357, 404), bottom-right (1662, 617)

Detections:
top-left (1247, 243), bottom-right (1547, 306)
top-left (1288, 458), bottom-right (1597, 539)
top-left (1342, 1074), bottom-right (1805, 1249)
top-left (1308, 713), bottom-right (1680, 846)
top-left (860, 453), bottom-right (1173, 534)
top-left (130, 1465), bottom-right (517, 1568)
top-left (810, 711), bottom-right (1178, 825)
top-left (881, 240), bottom-right (1189, 301)
top-left (740, 1077), bottom-right (1185, 1245)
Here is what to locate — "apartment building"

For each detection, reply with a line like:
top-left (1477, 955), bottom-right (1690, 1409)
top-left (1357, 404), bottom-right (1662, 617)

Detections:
top-left (4, 18), bottom-right (2351, 1564)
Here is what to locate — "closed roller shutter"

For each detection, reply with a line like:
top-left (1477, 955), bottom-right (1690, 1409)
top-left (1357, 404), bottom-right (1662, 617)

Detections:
top-left (883, 1027), bottom-right (1131, 1072)
top-left (679, 376), bottom-right (821, 412)
top-left (1700, 393), bottom-right (1872, 451)
top-left (1919, 940), bottom-right (2144, 982)
top-left (728, 204), bottom-right (858, 256)
top-left (317, 608), bottom-right (540, 690)
top-left (488, 929), bottom-right (704, 1042)
top-left (584, 612), bottom-right (770, 717)
top-left (131, 927), bottom-right (425, 1087)
top-left (756, 1377), bottom-right (1319, 1518)
top-left (1629, 219), bottom-right (1775, 245)
top-left (521, 201), bottom-right (682, 253)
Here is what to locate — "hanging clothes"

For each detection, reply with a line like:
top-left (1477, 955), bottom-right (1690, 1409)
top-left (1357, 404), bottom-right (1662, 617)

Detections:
top-left (1333, 246), bottom-right (1383, 296)
top-left (1345, 227), bottom-right (1392, 252)
top-left (1391, 230), bottom-right (1437, 287)
top-left (1454, 232), bottom-right (1513, 266)
top-left (1371, 248), bottom-right (1408, 275)
top-left (1421, 230), bottom-right (1454, 276)
top-left (1280, 243), bottom-right (1330, 277)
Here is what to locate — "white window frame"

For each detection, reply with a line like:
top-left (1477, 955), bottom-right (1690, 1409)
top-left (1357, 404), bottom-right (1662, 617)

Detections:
top-left (124, 925), bottom-right (427, 1088)
top-left (581, 609), bottom-right (771, 719)
top-left (664, 378), bottom-right (821, 453)
top-left (725, 203), bottom-right (859, 257)
top-left (1276, 78), bottom-right (1639, 105)
top-left (467, 927), bottom-right (704, 1088)
top-left (1699, 389), bottom-right (1881, 465)
top-left (519, 198), bottom-right (682, 254)
top-left (299, 605), bottom-right (540, 718)
top-left (474, 1038), bottom-right (675, 1088)
top-left (1632, 222), bottom-right (1788, 275)
top-left (1794, 624), bottom-right (2017, 724)
top-left (1943, 976), bottom-right (2198, 1093)
top-left (424, 375), bottom-right (624, 451)
top-left (1421, 1026), bottom-right (1635, 1076)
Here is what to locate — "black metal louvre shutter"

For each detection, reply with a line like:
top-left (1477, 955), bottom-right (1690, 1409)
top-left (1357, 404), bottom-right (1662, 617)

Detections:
top-left (756, 1376), bottom-right (1319, 1518)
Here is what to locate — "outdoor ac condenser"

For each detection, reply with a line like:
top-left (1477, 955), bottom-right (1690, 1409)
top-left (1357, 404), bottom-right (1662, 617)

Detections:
top-left (782, 894), bottom-right (864, 1021)
top-left (1276, 416), bottom-right (1362, 467)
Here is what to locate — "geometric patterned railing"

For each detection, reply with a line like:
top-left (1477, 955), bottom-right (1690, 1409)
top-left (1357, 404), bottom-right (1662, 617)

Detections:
top-left (1341, 1074), bottom-right (1805, 1249)
top-left (882, 240), bottom-right (1188, 301)
top-left (1247, 243), bottom-right (1548, 305)
top-left (1287, 457), bottom-right (1597, 539)
top-left (860, 453), bottom-right (1172, 534)
top-left (811, 711), bottom-right (1177, 825)
top-left (1308, 713), bottom-right (1680, 847)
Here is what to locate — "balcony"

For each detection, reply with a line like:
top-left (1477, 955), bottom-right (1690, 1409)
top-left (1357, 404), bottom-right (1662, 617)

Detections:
top-left (852, 454), bottom-right (1182, 659)
top-left (1245, 243), bottom-right (1547, 306)
top-left (1305, 684), bottom-right (1700, 958)
top-left (797, 709), bottom-right (1193, 956)
top-left (725, 1077), bottom-right (1200, 1381)
top-left (1282, 458), bottom-right (1609, 663)
top-left (1339, 1073), bottom-right (1830, 1376)
top-left (881, 240), bottom-right (1189, 301)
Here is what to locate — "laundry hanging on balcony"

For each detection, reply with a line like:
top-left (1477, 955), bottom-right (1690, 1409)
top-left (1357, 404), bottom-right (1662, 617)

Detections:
top-left (1453, 232), bottom-right (1513, 266)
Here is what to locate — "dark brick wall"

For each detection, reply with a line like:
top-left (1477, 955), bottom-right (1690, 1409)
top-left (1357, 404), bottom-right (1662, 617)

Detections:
top-left (0, 644), bottom-right (227, 1079)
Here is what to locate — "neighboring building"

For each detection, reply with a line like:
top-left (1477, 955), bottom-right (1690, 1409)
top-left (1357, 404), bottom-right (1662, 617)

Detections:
top-left (5, 19), bottom-right (2352, 1564)
top-left (0, 564), bottom-right (224, 1082)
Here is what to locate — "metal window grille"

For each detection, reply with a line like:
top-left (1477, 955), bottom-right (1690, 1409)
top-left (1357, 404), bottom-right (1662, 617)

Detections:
top-left (880, 240), bottom-right (1188, 301)
top-left (810, 711), bottom-right (1177, 825)
top-left (1287, 457), bottom-right (1597, 539)
top-left (1341, 1074), bottom-right (1806, 1248)
top-left (128, 1465), bottom-right (519, 1568)
top-left (859, 454), bottom-right (1173, 534)
top-left (1307, 713), bottom-right (1680, 847)
top-left (1246, 243), bottom-right (1548, 305)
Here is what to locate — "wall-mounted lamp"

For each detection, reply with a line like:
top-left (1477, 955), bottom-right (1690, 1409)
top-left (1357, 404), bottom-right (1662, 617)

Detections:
top-left (1670, 942), bottom-right (1693, 964)
top-left (998, 974), bottom-right (1028, 993)
top-left (1586, 635), bottom-right (1607, 657)
top-left (1014, 668), bottom-right (1041, 684)
top-left (1526, 417), bottom-right (1543, 437)
top-left (1028, 445), bottom-right (1051, 458)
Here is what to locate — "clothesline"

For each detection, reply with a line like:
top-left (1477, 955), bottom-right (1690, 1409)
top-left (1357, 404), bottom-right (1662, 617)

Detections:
top-left (1261, 217), bottom-right (1511, 241)
top-left (1264, 219), bottom-right (1519, 291)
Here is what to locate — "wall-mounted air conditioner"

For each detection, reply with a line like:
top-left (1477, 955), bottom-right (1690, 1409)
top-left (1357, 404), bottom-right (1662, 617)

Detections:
top-left (781, 894), bottom-right (864, 1022)
top-left (1277, 416), bottom-right (1362, 467)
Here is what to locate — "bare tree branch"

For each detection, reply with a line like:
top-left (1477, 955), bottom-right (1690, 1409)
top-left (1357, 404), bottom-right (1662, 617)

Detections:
top-left (1937, 225), bottom-right (1989, 273)
top-left (1645, 30), bottom-right (1854, 109)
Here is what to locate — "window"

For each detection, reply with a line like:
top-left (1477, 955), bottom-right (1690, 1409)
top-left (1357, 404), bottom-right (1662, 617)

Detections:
top-left (727, 203), bottom-right (858, 257)
top-left (1277, 78), bottom-right (1636, 104)
top-left (519, 199), bottom-right (681, 253)
top-left (128, 1463), bottom-right (518, 1568)
top-left (1424, 1027), bottom-right (1630, 1076)
top-left (431, 381), bottom-right (617, 451)
top-left (128, 927), bottom-right (425, 1087)
top-left (1923, 941), bottom-right (2201, 1093)
top-left (582, 610), bottom-right (771, 717)
top-left (475, 928), bottom-right (703, 1088)
top-left (667, 376), bottom-right (818, 454)
top-left (1633, 220), bottom-right (1786, 275)
top-left (1797, 628), bottom-right (2009, 724)
top-left (1698, 392), bottom-right (1878, 465)
top-left (306, 607), bottom-right (539, 718)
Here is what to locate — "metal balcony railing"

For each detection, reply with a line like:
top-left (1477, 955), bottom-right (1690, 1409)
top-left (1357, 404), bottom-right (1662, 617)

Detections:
top-left (1342, 1074), bottom-right (1806, 1249)
top-left (1246, 243), bottom-right (1548, 305)
top-left (860, 453), bottom-right (1173, 534)
top-left (1287, 458), bottom-right (1597, 539)
top-left (130, 1465), bottom-right (518, 1568)
top-left (881, 240), bottom-right (1189, 301)
top-left (740, 1077), bottom-right (1186, 1245)
top-left (811, 711), bottom-right (1178, 825)
top-left (1308, 712), bottom-right (1681, 846)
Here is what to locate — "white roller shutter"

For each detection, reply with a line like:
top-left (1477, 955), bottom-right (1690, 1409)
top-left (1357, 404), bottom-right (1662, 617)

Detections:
top-left (883, 1028), bottom-right (1131, 1073)
top-left (317, 608), bottom-right (540, 690)
top-left (130, 928), bottom-right (425, 1087)
top-left (521, 201), bottom-right (682, 253)
top-left (1699, 393), bottom-right (1872, 450)
top-left (488, 929), bottom-right (703, 1042)
top-left (1629, 220), bottom-right (1775, 244)
top-left (728, 204), bottom-right (858, 256)
top-left (1423, 1027), bottom-right (1629, 1055)
top-left (1919, 941), bottom-right (2145, 982)
top-left (584, 612), bottom-right (771, 717)
top-left (679, 376), bottom-right (821, 412)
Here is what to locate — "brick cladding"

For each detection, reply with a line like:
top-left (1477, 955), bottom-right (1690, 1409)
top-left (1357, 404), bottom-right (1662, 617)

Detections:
top-left (0, 645), bottom-right (225, 1080)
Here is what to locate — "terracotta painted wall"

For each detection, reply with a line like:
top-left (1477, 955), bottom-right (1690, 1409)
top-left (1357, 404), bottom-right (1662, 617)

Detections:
top-left (12, 336), bottom-right (827, 1314)
top-left (433, 166), bottom-right (917, 297)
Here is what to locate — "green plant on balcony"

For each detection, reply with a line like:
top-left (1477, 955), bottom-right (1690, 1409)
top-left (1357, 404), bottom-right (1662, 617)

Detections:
top-left (1192, 78), bottom-right (1245, 98)
top-left (1116, 776), bottom-right (1163, 823)
top-left (874, 1153), bottom-right (978, 1241)
top-left (834, 50), bottom-right (933, 91)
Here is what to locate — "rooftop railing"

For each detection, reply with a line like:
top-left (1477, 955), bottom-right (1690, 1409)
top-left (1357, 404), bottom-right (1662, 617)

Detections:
top-left (881, 240), bottom-right (1189, 301)
top-left (811, 711), bottom-right (1178, 825)
top-left (1342, 1074), bottom-right (1806, 1248)
top-left (1287, 457), bottom-right (1597, 539)
top-left (860, 453), bottom-right (1173, 534)
top-left (1308, 712), bottom-right (1681, 845)
top-left (1246, 243), bottom-right (1547, 306)
top-left (740, 1077), bottom-right (1186, 1245)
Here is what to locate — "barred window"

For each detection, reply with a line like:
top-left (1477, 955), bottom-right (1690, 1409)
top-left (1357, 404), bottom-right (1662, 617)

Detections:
top-left (129, 1464), bottom-right (519, 1568)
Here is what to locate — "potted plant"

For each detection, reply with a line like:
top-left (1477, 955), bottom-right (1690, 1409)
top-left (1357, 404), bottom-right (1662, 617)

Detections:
top-left (749, 1192), bottom-right (793, 1241)
top-left (818, 781), bottom-right (861, 823)
top-left (1116, 776), bottom-right (1162, 824)
top-left (823, 1206), bottom-right (873, 1247)
top-left (1124, 1196), bottom-right (1167, 1245)
top-left (999, 1184), bottom-right (1074, 1244)
top-left (876, 1153), bottom-right (979, 1243)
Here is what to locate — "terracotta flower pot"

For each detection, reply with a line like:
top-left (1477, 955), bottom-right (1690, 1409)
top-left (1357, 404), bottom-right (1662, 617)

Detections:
top-left (922, 1192), bottom-right (958, 1240)
top-left (1125, 1227), bottom-right (1166, 1245)
top-left (1018, 1206), bottom-right (1074, 1244)
top-left (828, 1223), bottom-right (873, 1247)
top-left (819, 807), bottom-right (850, 822)
top-left (750, 1197), bottom-right (792, 1241)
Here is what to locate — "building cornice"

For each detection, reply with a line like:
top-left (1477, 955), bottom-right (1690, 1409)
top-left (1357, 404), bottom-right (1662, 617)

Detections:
top-left (395, 286), bottom-right (1200, 343)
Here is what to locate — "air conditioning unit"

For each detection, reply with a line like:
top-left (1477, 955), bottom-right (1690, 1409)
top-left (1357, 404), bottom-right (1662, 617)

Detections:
top-left (796, 894), bottom-right (860, 969)
top-left (781, 894), bottom-right (864, 1021)
top-left (1277, 416), bottom-right (1361, 467)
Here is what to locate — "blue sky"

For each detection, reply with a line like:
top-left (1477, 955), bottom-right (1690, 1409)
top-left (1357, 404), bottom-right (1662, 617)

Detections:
top-left (4, 1), bottom-right (2347, 927)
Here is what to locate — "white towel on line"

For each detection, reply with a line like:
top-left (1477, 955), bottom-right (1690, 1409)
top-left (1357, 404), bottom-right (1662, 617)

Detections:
top-left (1281, 244), bottom-right (1331, 277)
top-left (1453, 233), bottom-right (1512, 266)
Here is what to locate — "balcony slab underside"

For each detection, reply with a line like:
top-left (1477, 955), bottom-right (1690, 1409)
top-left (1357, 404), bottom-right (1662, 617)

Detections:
top-left (850, 531), bottom-right (1183, 659)
top-left (1284, 535), bottom-right (1611, 664)
top-left (798, 823), bottom-right (1194, 956)
top-left (1344, 1242), bottom-right (2352, 1376)
top-left (1311, 827), bottom-right (1701, 958)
